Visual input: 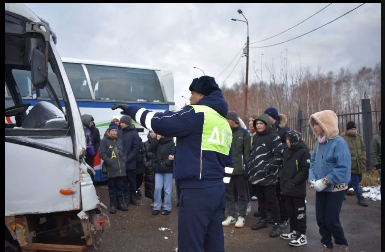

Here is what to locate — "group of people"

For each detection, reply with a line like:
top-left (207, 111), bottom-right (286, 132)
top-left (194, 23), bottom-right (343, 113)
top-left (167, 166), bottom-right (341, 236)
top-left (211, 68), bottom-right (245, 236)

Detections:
top-left (80, 75), bottom-right (380, 252)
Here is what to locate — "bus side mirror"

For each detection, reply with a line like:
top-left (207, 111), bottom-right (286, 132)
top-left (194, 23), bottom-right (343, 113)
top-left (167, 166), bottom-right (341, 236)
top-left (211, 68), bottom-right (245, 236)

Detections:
top-left (31, 48), bottom-right (47, 89)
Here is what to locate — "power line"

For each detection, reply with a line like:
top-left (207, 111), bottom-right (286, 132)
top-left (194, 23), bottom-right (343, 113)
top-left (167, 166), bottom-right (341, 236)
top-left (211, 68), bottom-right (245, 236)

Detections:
top-left (249, 3), bottom-right (365, 49)
top-left (250, 3), bottom-right (332, 44)
top-left (216, 43), bottom-right (245, 78)
top-left (221, 55), bottom-right (243, 85)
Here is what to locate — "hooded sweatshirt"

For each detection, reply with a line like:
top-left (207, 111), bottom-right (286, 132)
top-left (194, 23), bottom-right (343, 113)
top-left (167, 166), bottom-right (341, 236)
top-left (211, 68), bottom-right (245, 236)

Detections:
top-left (247, 114), bottom-right (283, 186)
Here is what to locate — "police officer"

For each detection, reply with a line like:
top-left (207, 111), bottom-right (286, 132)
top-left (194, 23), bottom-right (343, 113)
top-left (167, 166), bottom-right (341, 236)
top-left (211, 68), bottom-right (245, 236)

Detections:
top-left (112, 76), bottom-right (234, 252)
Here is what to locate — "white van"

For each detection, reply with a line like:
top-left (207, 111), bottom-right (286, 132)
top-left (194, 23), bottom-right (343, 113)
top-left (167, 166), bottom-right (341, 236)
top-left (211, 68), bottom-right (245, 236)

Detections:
top-left (5, 3), bottom-right (109, 251)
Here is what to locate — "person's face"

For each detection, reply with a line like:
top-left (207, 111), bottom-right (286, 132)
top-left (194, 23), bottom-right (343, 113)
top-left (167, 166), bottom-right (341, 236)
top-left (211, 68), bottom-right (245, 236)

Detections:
top-left (268, 115), bottom-right (275, 124)
top-left (120, 122), bottom-right (128, 129)
top-left (190, 91), bottom-right (204, 105)
top-left (256, 121), bottom-right (267, 132)
top-left (113, 119), bottom-right (120, 125)
top-left (313, 121), bottom-right (325, 136)
top-left (149, 132), bottom-right (156, 138)
top-left (227, 119), bottom-right (237, 128)
top-left (286, 136), bottom-right (291, 148)
top-left (347, 128), bottom-right (356, 135)
top-left (109, 129), bottom-right (118, 137)
top-left (89, 121), bottom-right (93, 128)
top-left (249, 117), bottom-right (255, 130)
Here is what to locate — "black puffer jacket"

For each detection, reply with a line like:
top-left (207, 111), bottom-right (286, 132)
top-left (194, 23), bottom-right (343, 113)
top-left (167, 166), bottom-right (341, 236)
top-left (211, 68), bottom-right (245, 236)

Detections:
top-left (135, 140), bottom-right (145, 175)
top-left (280, 131), bottom-right (310, 197)
top-left (143, 134), bottom-right (157, 200)
top-left (247, 114), bottom-right (283, 186)
top-left (149, 137), bottom-right (175, 173)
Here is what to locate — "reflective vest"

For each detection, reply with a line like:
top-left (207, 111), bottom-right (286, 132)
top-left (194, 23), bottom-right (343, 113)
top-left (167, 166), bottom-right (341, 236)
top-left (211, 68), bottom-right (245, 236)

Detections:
top-left (190, 105), bottom-right (232, 155)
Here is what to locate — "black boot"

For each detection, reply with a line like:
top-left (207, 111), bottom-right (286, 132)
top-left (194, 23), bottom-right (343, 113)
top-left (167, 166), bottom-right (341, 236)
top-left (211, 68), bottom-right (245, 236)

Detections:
top-left (269, 223), bottom-right (282, 238)
top-left (136, 189), bottom-right (142, 199)
top-left (251, 219), bottom-right (268, 230)
top-left (131, 195), bottom-right (139, 206)
top-left (357, 196), bottom-right (368, 207)
top-left (124, 195), bottom-right (130, 207)
top-left (254, 211), bottom-right (261, 217)
top-left (110, 198), bottom-right (117, 214)
top-left (117, 196), bottom-right (128, 211)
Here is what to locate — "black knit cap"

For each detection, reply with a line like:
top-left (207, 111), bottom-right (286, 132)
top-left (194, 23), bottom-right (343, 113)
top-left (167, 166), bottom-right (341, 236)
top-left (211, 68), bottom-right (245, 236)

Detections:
top-left (189, 76), bottom-right (220, 96)
top-left (346, 121), bottom-right (356, 131)
top-left (226, 111), bottom-right (239, 124)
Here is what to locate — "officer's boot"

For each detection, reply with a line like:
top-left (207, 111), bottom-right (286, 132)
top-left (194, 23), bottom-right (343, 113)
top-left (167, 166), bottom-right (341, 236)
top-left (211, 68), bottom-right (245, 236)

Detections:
top-left (117, 196), bottom-right (128, 211)
top-left (110, 198), bottom-right (117, 214)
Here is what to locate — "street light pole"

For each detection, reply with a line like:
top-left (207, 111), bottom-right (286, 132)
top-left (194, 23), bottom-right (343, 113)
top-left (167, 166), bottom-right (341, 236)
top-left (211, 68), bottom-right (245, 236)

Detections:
top-left (181, 95), bottom-right (187, 106)
top-left (193, 67), bottom-right (205, 76)
top-left (232, 9), bottom-right (249, 119)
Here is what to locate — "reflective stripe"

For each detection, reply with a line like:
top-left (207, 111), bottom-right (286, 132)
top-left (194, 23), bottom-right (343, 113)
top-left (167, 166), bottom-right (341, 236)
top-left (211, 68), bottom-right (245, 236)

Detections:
top-left (223, 177), bottom-right (231, 183)
top-left (145, 112), bottom-right (156, 131)
top-left (135, 108), bottom-right (146, 124)
top-left (225, 167), bottom-right (234, 174)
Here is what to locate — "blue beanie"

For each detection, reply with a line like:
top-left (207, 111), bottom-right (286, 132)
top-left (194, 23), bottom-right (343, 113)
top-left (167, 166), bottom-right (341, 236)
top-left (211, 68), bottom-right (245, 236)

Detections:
top-left (189, 76), bottom-right (220, 96)
top-left (264, 107), bottom-right (279, 120)
top-left (108, 122), bottom-right (119, 131)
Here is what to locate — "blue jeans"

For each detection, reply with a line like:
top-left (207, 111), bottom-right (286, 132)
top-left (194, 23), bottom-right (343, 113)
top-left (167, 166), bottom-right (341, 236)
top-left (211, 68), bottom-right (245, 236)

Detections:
top-left (348, 173), bottom-right (362, 199)
top-left (316, 191), bottom-right (348, 248)
top-left (154, 173), bottom-right (173, 211)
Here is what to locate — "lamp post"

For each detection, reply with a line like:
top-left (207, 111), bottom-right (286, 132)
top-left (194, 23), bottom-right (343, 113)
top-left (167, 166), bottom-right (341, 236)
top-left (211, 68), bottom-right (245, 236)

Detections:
top-left (261, 53), bottom-right (263, 83)
top-left (231, 9), bottom-right (249, 119)
top-left (193, 66), bottom-right (205, 76)
top-left (181, 95), bottom-right (187, 106)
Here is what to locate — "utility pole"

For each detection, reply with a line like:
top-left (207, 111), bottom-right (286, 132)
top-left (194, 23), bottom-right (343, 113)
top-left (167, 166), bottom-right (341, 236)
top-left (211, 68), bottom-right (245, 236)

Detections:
top-left (261, 53), bottom-right (263, 83)
top-left (286, 49), bottom-right (288, 85)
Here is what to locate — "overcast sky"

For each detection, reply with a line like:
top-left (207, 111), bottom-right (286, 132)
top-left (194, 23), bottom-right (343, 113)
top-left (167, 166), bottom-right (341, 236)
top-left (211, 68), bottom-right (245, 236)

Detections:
top-left (23, 3), bottom-right (381, 110)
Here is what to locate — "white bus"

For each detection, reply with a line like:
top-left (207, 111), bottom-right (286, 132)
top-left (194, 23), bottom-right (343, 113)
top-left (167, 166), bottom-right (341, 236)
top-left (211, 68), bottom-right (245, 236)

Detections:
top-left (6, 57), bottom-right (175, 182)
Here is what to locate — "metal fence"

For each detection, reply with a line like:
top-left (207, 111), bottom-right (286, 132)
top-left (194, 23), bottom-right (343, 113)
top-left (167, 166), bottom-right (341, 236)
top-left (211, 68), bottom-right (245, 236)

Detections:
top-left (287, 99), bottom-right (381, 169)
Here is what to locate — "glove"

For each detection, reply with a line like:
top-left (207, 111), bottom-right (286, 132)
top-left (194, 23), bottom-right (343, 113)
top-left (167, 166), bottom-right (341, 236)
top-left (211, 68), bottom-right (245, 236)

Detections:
top-left (314, 178), bottom-right (329, 192)
top-left (111, 104), bottom-right (129, 115)
top-left (309, 179), bottom-right (316, 188)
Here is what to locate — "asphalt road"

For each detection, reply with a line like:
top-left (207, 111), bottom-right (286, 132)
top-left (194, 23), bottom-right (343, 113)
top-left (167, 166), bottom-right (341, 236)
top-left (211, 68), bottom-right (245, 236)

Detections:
top-left (84, 182), bottom-right (381, 252)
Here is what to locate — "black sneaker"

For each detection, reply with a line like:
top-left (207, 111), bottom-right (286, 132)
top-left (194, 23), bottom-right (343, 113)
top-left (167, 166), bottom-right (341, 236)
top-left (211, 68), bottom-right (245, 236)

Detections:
top-left (251, 219), bottom-right (268, 230)
top-left (280, 220), bottom-right (288, 229)
top-left (153, 210), bottom-right (160, 215)
top-left (162, 210), bottom-right (171, 215)
top-left (269, 223), bottom-right (281, 238)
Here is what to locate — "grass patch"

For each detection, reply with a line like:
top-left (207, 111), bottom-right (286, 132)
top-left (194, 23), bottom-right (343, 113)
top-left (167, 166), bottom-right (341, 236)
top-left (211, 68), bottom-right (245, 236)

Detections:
top-left (361, 169), bottom-right (381, 187)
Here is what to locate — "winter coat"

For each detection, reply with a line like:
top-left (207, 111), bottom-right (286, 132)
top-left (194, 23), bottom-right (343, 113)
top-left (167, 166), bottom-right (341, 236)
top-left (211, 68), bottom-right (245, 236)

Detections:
top-left (135, 140), bottom-right (145, 175)
top-left (272, 113), bottom-right (290, 149)
top-left (149, 137), bottom-right (175, 174)
top-left (81, 114), bottom-right (95, 160)
top-left (231, 125), bottom-right (251, 175)
top-left (370, 132), bottom-right (381, 167)
top-left (124, 89), bottom-right (234, 189)
top-left (90, 124), bottom-right (101, 155)
top-left (121, 124), bottom-right (142, 171)
top-left (342, 132), bottom-right (367, 174)
top-left (247, 114), bottom-right (284, 186)
top-left (280, 135), bottom-right (310, 198)
top-left (309, 110), bottom-right (351, 192)
top-left (143, 134), bottom-right (157, 200)
top-left (99, 132), bottom-right (127, 178)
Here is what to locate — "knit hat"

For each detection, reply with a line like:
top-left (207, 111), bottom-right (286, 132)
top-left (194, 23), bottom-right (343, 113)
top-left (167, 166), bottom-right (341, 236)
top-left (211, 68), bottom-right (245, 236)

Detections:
top-left (112, 115), bottom-right (121, 121)
top-left (346, 121), bottom-right (356, 131)
top-left (120, 115), bottom-right (132, 126)
top-left (108, 122), bottom-right (119, 131)
top-left (264, 107), bottom-right (279, 120)
top-left (226, 111), bottom-right (239, 124)
top-left (189, 76), bottom-right (220, 96)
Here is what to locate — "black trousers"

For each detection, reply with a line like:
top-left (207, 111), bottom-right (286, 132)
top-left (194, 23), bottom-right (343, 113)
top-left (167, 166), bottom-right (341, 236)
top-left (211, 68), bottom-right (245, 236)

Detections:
top-left (285, 195), bottom-right (307, 235)
top-left (254, 184), bottom-right (280, 223)
top-left (276, 181), bottom-right (288, 221)
top-left (136, 174), bottom-right (144, 191)
top-left (226, 175), bottom-right (248, 217)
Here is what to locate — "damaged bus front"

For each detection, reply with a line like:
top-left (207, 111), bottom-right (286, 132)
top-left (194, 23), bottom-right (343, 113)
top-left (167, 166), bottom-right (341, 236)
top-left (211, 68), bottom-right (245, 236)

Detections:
top-left (5, 3), bottom-right (109, 251)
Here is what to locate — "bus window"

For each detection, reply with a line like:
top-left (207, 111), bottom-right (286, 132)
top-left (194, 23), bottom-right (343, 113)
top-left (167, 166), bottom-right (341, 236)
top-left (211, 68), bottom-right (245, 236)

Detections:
top-left (63, 62), bottom-right (92, 99)
top-left (11, 69), bottom-right (32, 97)
top-left (85, 64), bottom-right (164, 102)
top-left (39, 63), bottom-right (63, 98)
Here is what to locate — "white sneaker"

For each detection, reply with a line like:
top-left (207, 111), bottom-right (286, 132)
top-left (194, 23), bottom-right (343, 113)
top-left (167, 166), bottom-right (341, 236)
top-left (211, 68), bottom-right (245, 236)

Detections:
top-left (222, 216), bottom-right (236, 227)
top-left (289, 234), bottom-right (307, 247)
top-left (235, 216), bottom-right (245, 228)
top-left (280, 230), bottom-right (298, 240)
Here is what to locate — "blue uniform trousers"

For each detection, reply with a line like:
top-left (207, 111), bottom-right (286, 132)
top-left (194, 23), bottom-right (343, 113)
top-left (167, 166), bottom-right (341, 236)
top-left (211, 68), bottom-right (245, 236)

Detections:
top-left (178, 185), bottom-right (226, 252)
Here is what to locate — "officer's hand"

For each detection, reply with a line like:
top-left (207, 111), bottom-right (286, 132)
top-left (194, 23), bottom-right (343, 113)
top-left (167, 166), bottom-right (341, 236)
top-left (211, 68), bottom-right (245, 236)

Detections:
top-left (111, 104), bottom-right (129, 115)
